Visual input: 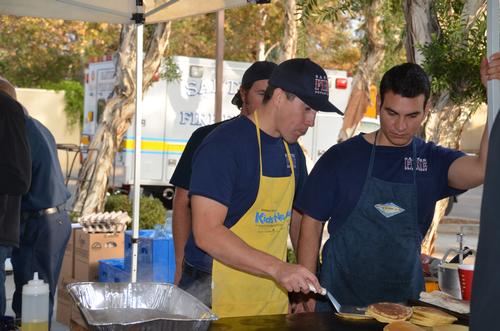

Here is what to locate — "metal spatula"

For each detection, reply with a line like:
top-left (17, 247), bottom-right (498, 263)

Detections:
top-left (308, 284), bottom-right (367, 316)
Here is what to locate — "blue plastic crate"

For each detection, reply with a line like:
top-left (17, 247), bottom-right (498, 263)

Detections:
top-left (99, 258), bottom-right (130, 283)
top-left (124, 230), bottom-right (176, 283)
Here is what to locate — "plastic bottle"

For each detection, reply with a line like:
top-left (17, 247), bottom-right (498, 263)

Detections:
top-left (21, 272), bottom-right (49, 331)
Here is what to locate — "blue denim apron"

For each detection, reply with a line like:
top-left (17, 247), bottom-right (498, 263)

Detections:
top-left (316, 132), bottom-right (424, 311)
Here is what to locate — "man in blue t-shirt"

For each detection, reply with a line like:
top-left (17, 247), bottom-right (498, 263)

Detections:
top-left (187, 58), bottom-right (344, 316)
top-left (295, 57), bottom-right (496, 312)
top-left (171, 61), bottom-right (277, 285)
top-left (3, 83), bottom-right (72, 323)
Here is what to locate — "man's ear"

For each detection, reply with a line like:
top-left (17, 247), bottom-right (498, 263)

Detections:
top-left (272, 87), bottom-right (283, 107)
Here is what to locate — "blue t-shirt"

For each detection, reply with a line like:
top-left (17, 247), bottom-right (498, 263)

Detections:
top-left (185, 115), bottom-right (308, 273)
top-left (295, 134), bottom-right (465, 237)
top-left (22, 117), bottom-right (71, 211)
top-left (170, 119), bottom-right (231, 190)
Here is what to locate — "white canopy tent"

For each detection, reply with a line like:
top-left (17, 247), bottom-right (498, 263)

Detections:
top-left (0, 0), bottom-right (249, 24)
top-left (0, 0), bottom-right (257, 281)
top-left (487, 0), bottom-right (500, 131)
top-left (1, 0), bottom-right (499, 285)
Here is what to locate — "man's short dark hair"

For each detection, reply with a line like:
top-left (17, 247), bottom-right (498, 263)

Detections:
top-left (232, 61), bottom-right (277, 109)
top-left (379, 63), bottom-right (430, 107)
top-left (233, 81), bottom-right (252, 109)
top-left (262, 85), bottom-right (296, 104)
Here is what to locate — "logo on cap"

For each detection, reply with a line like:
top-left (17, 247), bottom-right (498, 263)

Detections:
top-left (314, 75), bottom-right (329, 96)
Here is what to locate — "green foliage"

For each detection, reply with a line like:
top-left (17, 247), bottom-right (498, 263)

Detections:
top-left (421, 7), bottom-right (487, 105)
top-left (41, 80), bottom-right (84, 129)
top-left (0, 16), bottom-right (119, 86)
top-left (105, 194), bottom-right (132, 215)
top-left (299, 0), bottom-right (404, 76)
top-left (68, 211), bottom-right (80, 223)
top-left (378, 0), bottom-right (405, 76)
top-left (167, 13), bottom-right (217, 59)
top-left (160, 56), bottom-right (182, 82)
top-left (286, 1), bottom-right (360, 70)
top-left (0, 16), bottom-right (117, 129)
top-left (139, 196), bottom-right (167, 229)
top-left (104, 194), bottom-right (166, 230)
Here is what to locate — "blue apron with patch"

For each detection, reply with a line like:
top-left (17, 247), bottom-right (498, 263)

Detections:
top-left (316, 132), bottom-right (424, 310)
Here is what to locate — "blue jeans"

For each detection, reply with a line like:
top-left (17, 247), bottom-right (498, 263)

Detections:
top-left (178, 261), bottom-right (212, 308)
top-left (11, 211), bottom-right (71, 321)
top-left (0, 245), bottom-right (12, 316)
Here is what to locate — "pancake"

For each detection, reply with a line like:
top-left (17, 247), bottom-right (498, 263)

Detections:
top-left (335, 312), bottom-right (374, 320)
top-left (432, 325), bottom-right (468, 331)
top-left (383, 321), bottom-right (426, 331)
top-left (410, 316), bottom-right (448, 327)
top-left (412, 306), bottom-right (457, 321)
top-left (410, 306), bottom-right (457, 326)
top-left (366, 302), bottom-right (413, 323)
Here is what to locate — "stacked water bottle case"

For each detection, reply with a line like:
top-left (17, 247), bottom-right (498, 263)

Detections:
top-left (98, 217), bottom-right (176, 284)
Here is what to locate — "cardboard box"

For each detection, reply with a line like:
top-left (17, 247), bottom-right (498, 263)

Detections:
top-left (66, 226), bottom-right (75, 255)
top-left (60, 250), bottom-right (74, 281)
top-left (56, 290), bottom-right (72, 326)
top-left (70, 318), bottom-right (88, 331)
top-left (74, 230), bottom-right (124, 282)
top-left (57, 227), bottom-right (76, 287)
top-left (71, 304), bottom-right (87, 329)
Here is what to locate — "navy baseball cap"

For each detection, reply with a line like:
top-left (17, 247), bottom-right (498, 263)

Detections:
top-left (269, 58), bottom-right (343, 114)
top-left (232, 61), bottom-right (277, 107)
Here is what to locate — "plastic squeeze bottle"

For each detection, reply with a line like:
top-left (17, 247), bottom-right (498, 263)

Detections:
top-left (21, 272), bottom-right (49, 331)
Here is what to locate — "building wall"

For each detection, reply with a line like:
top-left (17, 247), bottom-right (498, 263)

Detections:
top-left (16, 88), bottom-right (81, 179)
top-left (460, 104), bottom-right (487, 154)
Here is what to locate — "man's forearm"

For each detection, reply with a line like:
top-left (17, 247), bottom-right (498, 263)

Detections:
top-left (172, 187), bottom-right (191, 280)
top-left (448, 122), bottom-right (489, 189)
top-left (290, 209), bottom-right (302, 252)
top-left (297, 215), bottom-right (323, 274)
top-left (192, 195), bottom-right (323, 293)
top-left (192, 195), bottom-right (284, 278)
top-left (196, 218), bottom-right (284, 277)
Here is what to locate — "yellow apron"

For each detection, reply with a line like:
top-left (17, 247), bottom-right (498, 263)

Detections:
top-left (211, 112), bottom-right (295, 318)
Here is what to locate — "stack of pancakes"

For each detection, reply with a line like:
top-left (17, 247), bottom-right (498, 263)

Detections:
top-left (366, 302), bottom-right (413, 323)
top-left (336, 301), bottom-right (465, 330)
top-left (409, 306), bottom-right (457, 327)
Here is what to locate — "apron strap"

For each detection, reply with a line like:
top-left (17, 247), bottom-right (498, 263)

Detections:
top-left (254, 112), bottom-right (264, 178)
top-left (411, 138), bottom-right (417, 184)
top-left (367, 131), bottom-right (378, 178)
top-left (254, 111), bottom-right (295, 178)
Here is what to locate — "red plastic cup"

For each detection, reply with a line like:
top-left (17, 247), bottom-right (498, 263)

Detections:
top-left (458, 264), bottom-right (475, 300)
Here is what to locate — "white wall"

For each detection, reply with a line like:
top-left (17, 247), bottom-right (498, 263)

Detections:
top-left (16, 88), bottom-right (81, 177)
top-left (460, 104), bottom-right (487, 154)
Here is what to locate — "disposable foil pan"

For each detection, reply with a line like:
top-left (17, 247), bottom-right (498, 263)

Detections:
top-left (67, 282), bottom-right (217, 331)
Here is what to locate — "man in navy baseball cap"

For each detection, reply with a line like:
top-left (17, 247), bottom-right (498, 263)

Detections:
top-left (187, 57), bottom-right (327, 315)
top-left (269, 58), bottom-right (343, 115)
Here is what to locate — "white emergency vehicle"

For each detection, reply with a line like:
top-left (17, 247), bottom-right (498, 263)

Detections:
top-left (82, 55), bottom-right (377, 207)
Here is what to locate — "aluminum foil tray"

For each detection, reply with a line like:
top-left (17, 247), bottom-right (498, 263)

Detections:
top-left (67, 282), bottom-right (217, 331)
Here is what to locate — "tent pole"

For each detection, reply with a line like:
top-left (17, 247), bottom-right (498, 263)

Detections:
top-left (215, 9), bottom-right (224, 123)
top-left (131, 20), bottom-right (144, 283)
top-left (487, 0), bottom-right (500, 132)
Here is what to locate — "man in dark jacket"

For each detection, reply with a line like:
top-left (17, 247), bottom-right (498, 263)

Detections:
top-left (0, 77), bottom-right (31, 316)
